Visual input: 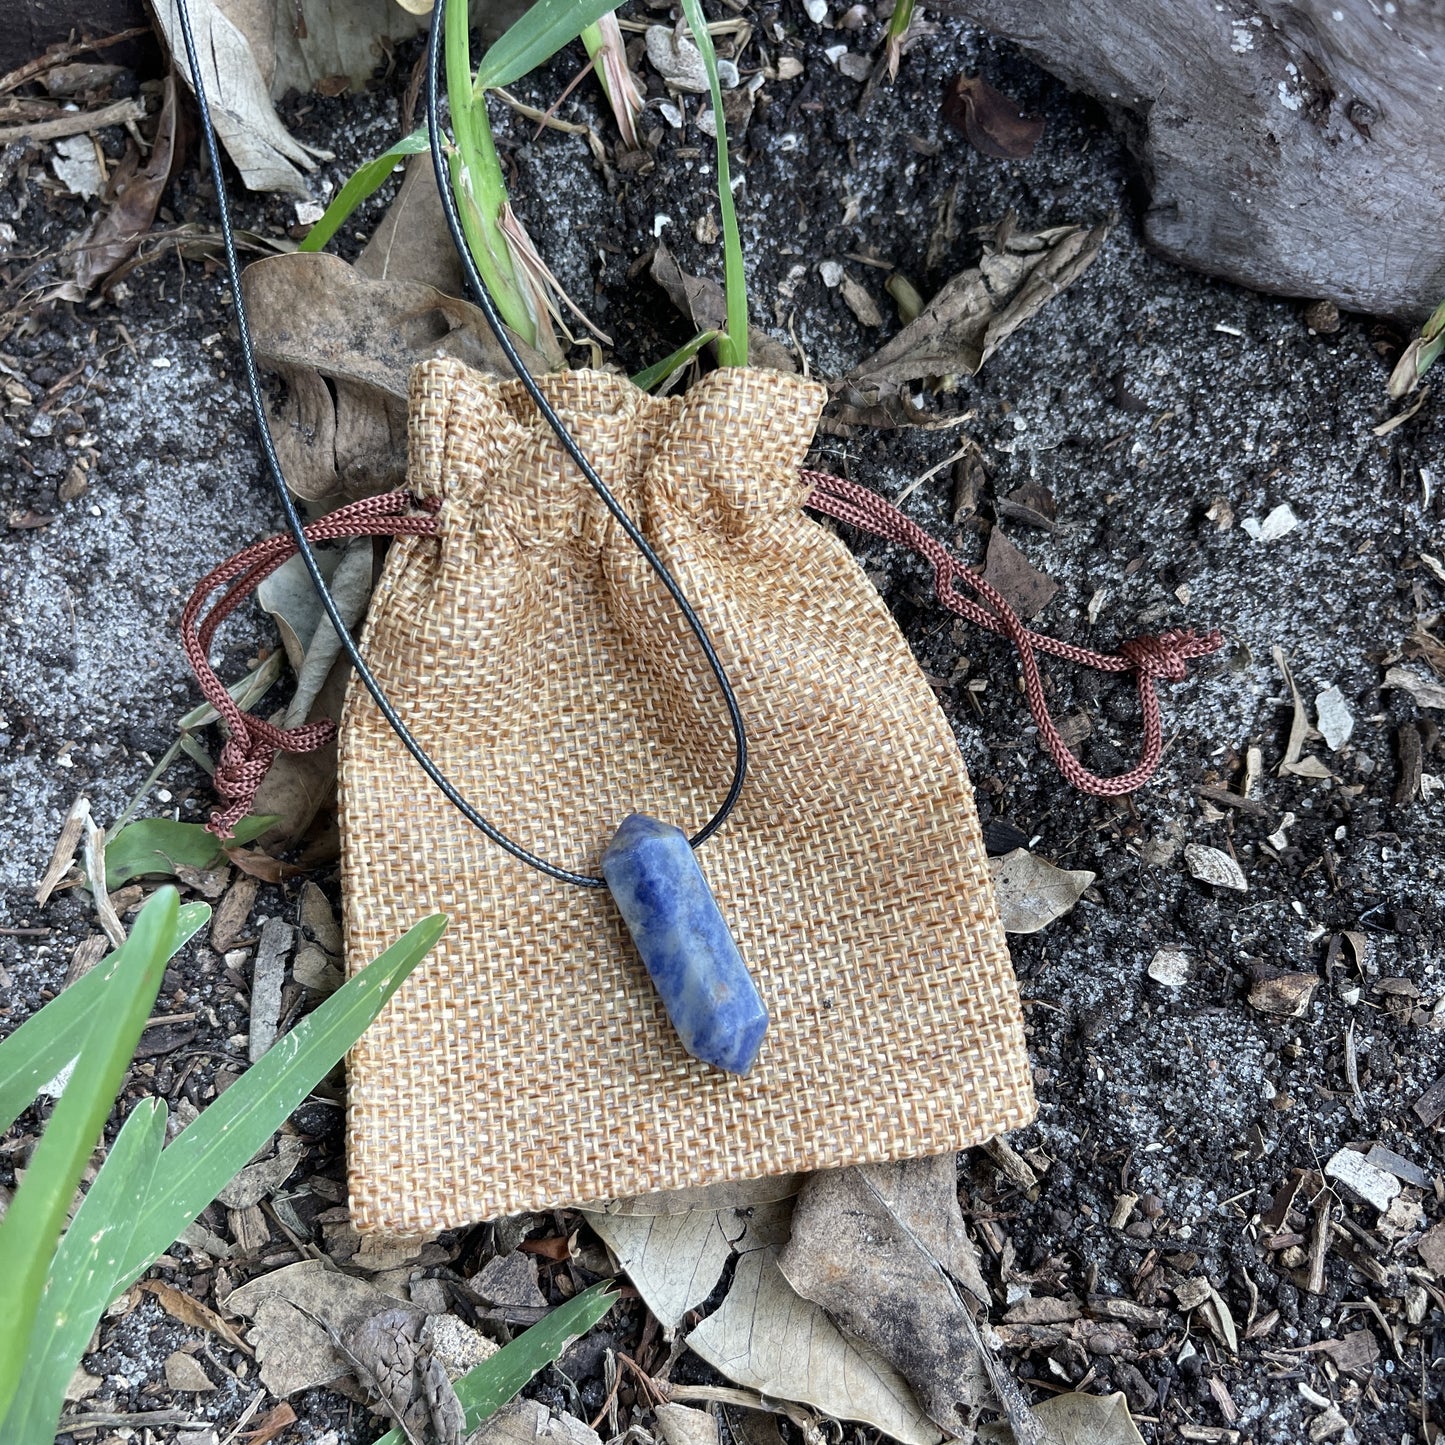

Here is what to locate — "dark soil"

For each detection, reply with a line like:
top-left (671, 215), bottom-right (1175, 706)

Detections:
top-left (2, 4), bottom-right (1442, 1445)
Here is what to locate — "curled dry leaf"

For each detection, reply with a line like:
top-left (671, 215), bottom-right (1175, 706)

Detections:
top-left (584, 1186), bottom-right (942, 1445)
top-left (988, 848), bottom-right (1095, 934)
top-left (650, 245), bottom-right (799, 374)
top-left (61, 73), bottom-right (183, 295)
top-left (357, 155), bottom-right (465, 295)
top-left (1383, 664), bottom-right (1445, 711)
top-left (242, 251), bottom-right (542, 501)
top-left (236, 0), bottom-right (431, 99)
top-left (776, 1158), bottom-right (1009, 1439)
top-left (139, 1279), bottom-right (251, 1353)
top-left (150, 0), bottom-right (328, 195)
top-left (980, 1390), bottom-right (1145, 1445)
top-left (226, 1259), bottom-right (428, 1398)
top-left (844, 217), bottom-right (1106, 403)
top-left (942, 74), bottom-right (1045, 161)
top-left (480, 1401), bottom-right (604, 1445)
top-left (256, 538), bottom-right (374, 727)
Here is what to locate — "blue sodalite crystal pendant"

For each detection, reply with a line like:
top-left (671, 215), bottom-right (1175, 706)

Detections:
top-left (601, 814), bottom-right (769, 1075)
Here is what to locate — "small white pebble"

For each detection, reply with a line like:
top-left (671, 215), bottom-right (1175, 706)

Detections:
top-left (1148, 949), bottom-right (1191, 987)
top-left (804, 0), bottom-right (829, 22)
top-left (819, 259), bottom-right (844, 288)
top-left (150, 357), bottom-right (172, 369)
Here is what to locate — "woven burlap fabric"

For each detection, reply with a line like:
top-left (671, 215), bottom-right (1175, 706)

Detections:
top-left (340, 355), bottom-right (1035, 1234)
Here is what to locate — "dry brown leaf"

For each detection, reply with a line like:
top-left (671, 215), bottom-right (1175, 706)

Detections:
top-left (223, 844), bottom-right (311, 881)
top-left (981, 1390), bottom-right (1144, 1445)
top-left (942, 75), bottom-right (1045, 161)
top-left (239, 1402), bottom-right (297, 1445)
top-left (256, 539), bottom-right (375, 727)
top-left (585, 1191), bottom-right (941, 1445)
top-left (479, 1401), bottom-right (604, 1445)
top-left (225, 0), bottom-right (430, 99)
top-left (140, 1279), bottom-right (252, 1353)
top-left (776, 1159), bottom-right (1003, 1438)
top-left (654, 1404), bottom-right (720, 1445)
top-left (227, 1259), bottom-right (426, 1397)
top-left (846, 218), bottom-right (1107, 399)
top-left (242, 251), bottom-right (542, 501)
top-left (329, 1306), bottom-right (466, 1445)
top-left (989, 849), bottom-right (1095, 934)
top-left (357, 155), bottom-right (465, 295)
top-left (150, 0), bottom-right (327, 195)
top-left (1384, 663), bottom-right (1445, 709)
top-left (650, 244), bottom-right (799, 374)
top-left (216, 1132), bottom-right (304, 1210)
top-left (64, 74), bottom-right (182, 294)
top-left (981, 530), bottom-right (1058, 621)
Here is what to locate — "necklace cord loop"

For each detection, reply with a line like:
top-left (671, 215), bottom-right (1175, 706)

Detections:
top-left (800, 469), bottom-right (1224, 798)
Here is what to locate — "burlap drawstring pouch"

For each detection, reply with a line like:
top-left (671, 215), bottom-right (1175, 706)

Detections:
top-left (329, 355), bottom-right (1035, 1234)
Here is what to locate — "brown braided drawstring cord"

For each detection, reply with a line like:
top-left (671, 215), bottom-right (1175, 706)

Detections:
top-left (182, 473), bottom-right (1222, 831)
top-left (180, 489), bottom-right (440, 836)
top-left (801, 470), bottom-right (1224, 797)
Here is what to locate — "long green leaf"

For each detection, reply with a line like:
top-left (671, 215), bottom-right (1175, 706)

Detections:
top-left (0, 1099), bottom-right (167, 1445)
top-left (105, 815), bottom-right (275, 889)
top-left (108, 914), bottom-right (447, 1294)
top-left (678, 0), bottom-right (747, 366)
top-left (0, 888), bottom-right (177, 1421)
top-left (371, 1281), bottom-right (618, 1445)
top-left (474, 0), bottom-right (622, 91)
top-left (297, 127), bottom-right (429, 254)
top-left (631, 330), bottom-right (719, 392)
top-left (0, 902), bottom-right (208, 1136)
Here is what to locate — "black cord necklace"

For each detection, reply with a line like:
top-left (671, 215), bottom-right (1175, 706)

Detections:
top-left (170, 0), bottom-right (747, 890)
top-left (172, 0), bottom-right (770, 1075)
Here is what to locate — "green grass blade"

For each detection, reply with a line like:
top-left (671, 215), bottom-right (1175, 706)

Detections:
top-left (0, 902), bottom-right (207, 1137)
top-left (371, 1281), bottom-right (618, 1445)
top-left (108, 914), bottom-right (447, 1294)
top-left (0, 1099), bottom-right (167, 1445)
top-left (105, 816), bottom-right (275, 889)
top-left (445, 0), bottom-right (534, 341)
top-left (474, 0), bottom-right (624, 91)
top-left (678, 0), bottom-right (747, 366)
top-left (631, 330), bottom-right (719, 391)
top-left (298, 127), bottom-right (429, 254)
top-left (884, 0), bottom-right (915, 77)
top-left (0, 888), bottom-right (178, 1421)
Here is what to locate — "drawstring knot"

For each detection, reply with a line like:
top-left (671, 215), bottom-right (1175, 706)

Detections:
top-left (180, 489), bottom-right (441, 837)
top-left (210, 716), bottom-right (339, 837)
top-left (1118, 628), bottom-right (1222, 683)
top-left (801, 469), bottom-right (1224, 798)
